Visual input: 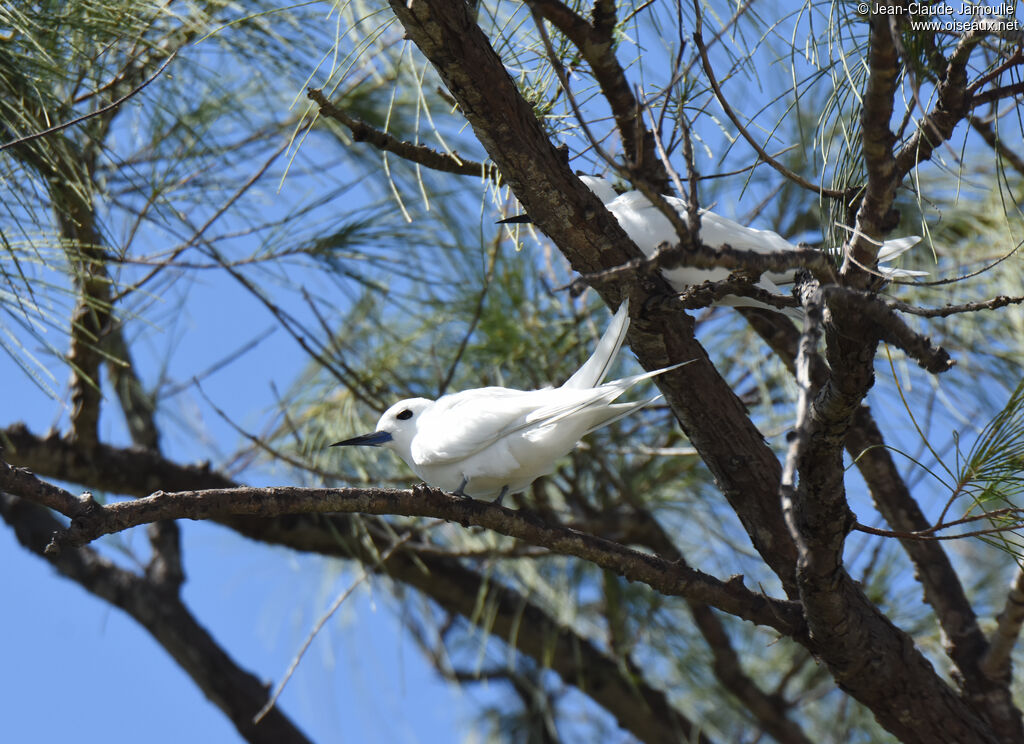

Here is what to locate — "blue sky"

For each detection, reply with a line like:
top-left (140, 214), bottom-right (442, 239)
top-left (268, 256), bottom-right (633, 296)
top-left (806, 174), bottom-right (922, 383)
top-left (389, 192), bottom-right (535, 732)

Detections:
top-left (0, 519), bottom-right (477, 743)
top-left (0, 271), bottom-right (484, 742)
top-left (0, 213), bottom-right (484, 741)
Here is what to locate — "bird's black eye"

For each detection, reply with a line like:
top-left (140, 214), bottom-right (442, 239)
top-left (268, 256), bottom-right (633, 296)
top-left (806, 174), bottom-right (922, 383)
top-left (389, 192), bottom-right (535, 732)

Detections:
top-left (396, 409), bottom-right (414, 420)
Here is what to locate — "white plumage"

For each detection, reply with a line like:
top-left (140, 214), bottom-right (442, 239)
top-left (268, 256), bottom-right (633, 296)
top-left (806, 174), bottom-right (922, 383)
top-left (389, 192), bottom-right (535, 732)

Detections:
top-left (333, 301), bottom-right (685, 501)
top-left (577, 176), bottom-right (927, 317)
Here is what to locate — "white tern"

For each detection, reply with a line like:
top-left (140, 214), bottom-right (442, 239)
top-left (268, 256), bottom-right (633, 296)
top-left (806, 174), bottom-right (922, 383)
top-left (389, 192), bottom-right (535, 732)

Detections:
top-left (507, 176), bottom-right (927, 318)
top-left (333, 301), bottom-right (687, 503)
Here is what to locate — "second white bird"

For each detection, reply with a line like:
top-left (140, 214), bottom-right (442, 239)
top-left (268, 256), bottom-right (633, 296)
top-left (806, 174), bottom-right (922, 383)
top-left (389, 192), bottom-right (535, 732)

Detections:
top-left (509, 176), bottom-right (927, 318)
top-left (333, 301), bottom-right (686, 502)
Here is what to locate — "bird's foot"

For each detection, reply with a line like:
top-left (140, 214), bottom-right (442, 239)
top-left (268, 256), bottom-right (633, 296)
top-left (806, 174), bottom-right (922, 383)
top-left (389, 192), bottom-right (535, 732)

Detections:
top-left (491, 486), bottom-right (509, 507)
top-left (452, 477), bottom-right (472, 500)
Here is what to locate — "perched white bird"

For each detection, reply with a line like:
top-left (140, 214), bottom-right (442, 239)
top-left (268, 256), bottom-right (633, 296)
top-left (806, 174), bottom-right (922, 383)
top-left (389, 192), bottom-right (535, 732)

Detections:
top-left (509, 176), bottom-right (927, 318)
top-left (333, 301), bottom-right (687, 502)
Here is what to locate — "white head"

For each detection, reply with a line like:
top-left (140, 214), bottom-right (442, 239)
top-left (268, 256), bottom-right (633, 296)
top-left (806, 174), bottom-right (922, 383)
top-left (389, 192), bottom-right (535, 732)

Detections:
top-left (332, 398), bottom-right (432, 461)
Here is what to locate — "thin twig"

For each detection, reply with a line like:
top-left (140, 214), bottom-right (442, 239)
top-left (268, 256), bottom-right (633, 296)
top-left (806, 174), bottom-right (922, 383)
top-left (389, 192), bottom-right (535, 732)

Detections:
top-left (308, 88), bottom-right (498, 179)
top-left (254, 532), bottom-right (415, 723)
top-left (0, 51), bottom-right (178, 152)
top-left (886, 293), bottom-right (1024, 318)
top-left (691, 1), bottom-right (844, 200)
top-left (438, 233), bottom-right (500, 396)
top-left (113, 137), bottom-right (292, 302)
top-left (854, 505), bottom-right (1024, 540)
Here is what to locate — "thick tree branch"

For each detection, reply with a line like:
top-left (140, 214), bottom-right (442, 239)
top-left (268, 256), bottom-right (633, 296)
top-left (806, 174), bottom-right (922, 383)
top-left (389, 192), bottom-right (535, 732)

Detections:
top-left (778, 322), bottom-right (1000, 741)
top-left (820, 286), bottom-right (953, 374)
top-left (790, 364), bottom-right (998, 741)
top-left (765, 253), bottom-right (1000, 741)
top-left (4, 72), bottom-right (114, 449)
top-left (58, 184), bottom-right (110, 449)
top-left (1, 422), bottom-right (238, 495)
top-left (744, 309), bottom-right (1020, 736)
top-left (2, 468), bottom-right (802, 637)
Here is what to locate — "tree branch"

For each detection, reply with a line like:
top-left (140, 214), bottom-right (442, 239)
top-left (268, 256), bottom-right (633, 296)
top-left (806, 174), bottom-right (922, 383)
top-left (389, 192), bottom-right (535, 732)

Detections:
top-left (568, 239), bottom-right (837, 295)
top-left (0, 51), bottom-right (177, 152)
top-left (3, 469), bottom-right (802, 637)
top-left (890, 28), bottom-right (984, 184)
top-left (820, 286), bottom-right (954, 374)
top-left (743, 308), bottom-right (1021, 737)
top-left (307, 87), bottom-right (499, 179)
top-left (842, 10), bottom-right (902, 285)
top-left (981, 565), bottom-right (1024, 683)
top-left (525, 0), bottom-right (669, 189)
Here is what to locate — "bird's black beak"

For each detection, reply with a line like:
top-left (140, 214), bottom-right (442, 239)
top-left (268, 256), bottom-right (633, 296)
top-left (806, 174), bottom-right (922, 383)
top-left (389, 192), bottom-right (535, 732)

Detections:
top-left (331, 431), bottom-right (393, 447)
top-left (497, 214), bottom-right (533, 224)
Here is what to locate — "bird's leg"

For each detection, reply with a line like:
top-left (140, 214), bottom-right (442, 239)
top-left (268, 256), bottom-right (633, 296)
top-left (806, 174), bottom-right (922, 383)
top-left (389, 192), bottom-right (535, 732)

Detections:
top-left (492, 486), bottom-right (509, 507)
top-left (452, 476), bottom-right (472, 500)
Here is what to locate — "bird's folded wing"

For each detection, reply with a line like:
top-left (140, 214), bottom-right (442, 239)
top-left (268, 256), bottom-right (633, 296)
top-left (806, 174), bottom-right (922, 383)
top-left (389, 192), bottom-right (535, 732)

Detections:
top-left (697, 212), bottom-right (796, 254)
top-left (410, 388), bottom-right (563, 465)
top-left (411, 379), bottom-right (644, 465)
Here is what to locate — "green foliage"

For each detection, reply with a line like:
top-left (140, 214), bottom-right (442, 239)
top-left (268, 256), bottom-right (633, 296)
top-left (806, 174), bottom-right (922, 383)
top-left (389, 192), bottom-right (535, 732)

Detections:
top-left (958, 377), bottom-right (1024, 534)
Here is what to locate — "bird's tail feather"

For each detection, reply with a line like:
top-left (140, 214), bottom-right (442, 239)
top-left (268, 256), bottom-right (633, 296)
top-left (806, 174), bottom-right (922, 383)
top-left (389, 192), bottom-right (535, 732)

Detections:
top-left (877, 235), bottom-right (920, 262)
top-left (578, 358), bottom-right (696, 435)
top-left (580, 395), bottom-right (664, 437)
top-left (562, 300), bottom-right (630, 390)
top-left (603, 359), bottom-right (693, 393)
top-left (878, 266), bottom-right (930, 278)
top-left (876, 236), bottom-right (929, 278)
top-left (837, 225), bottom-right (929, 278)
top-left (538, 359), bottom-right (694, 430)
